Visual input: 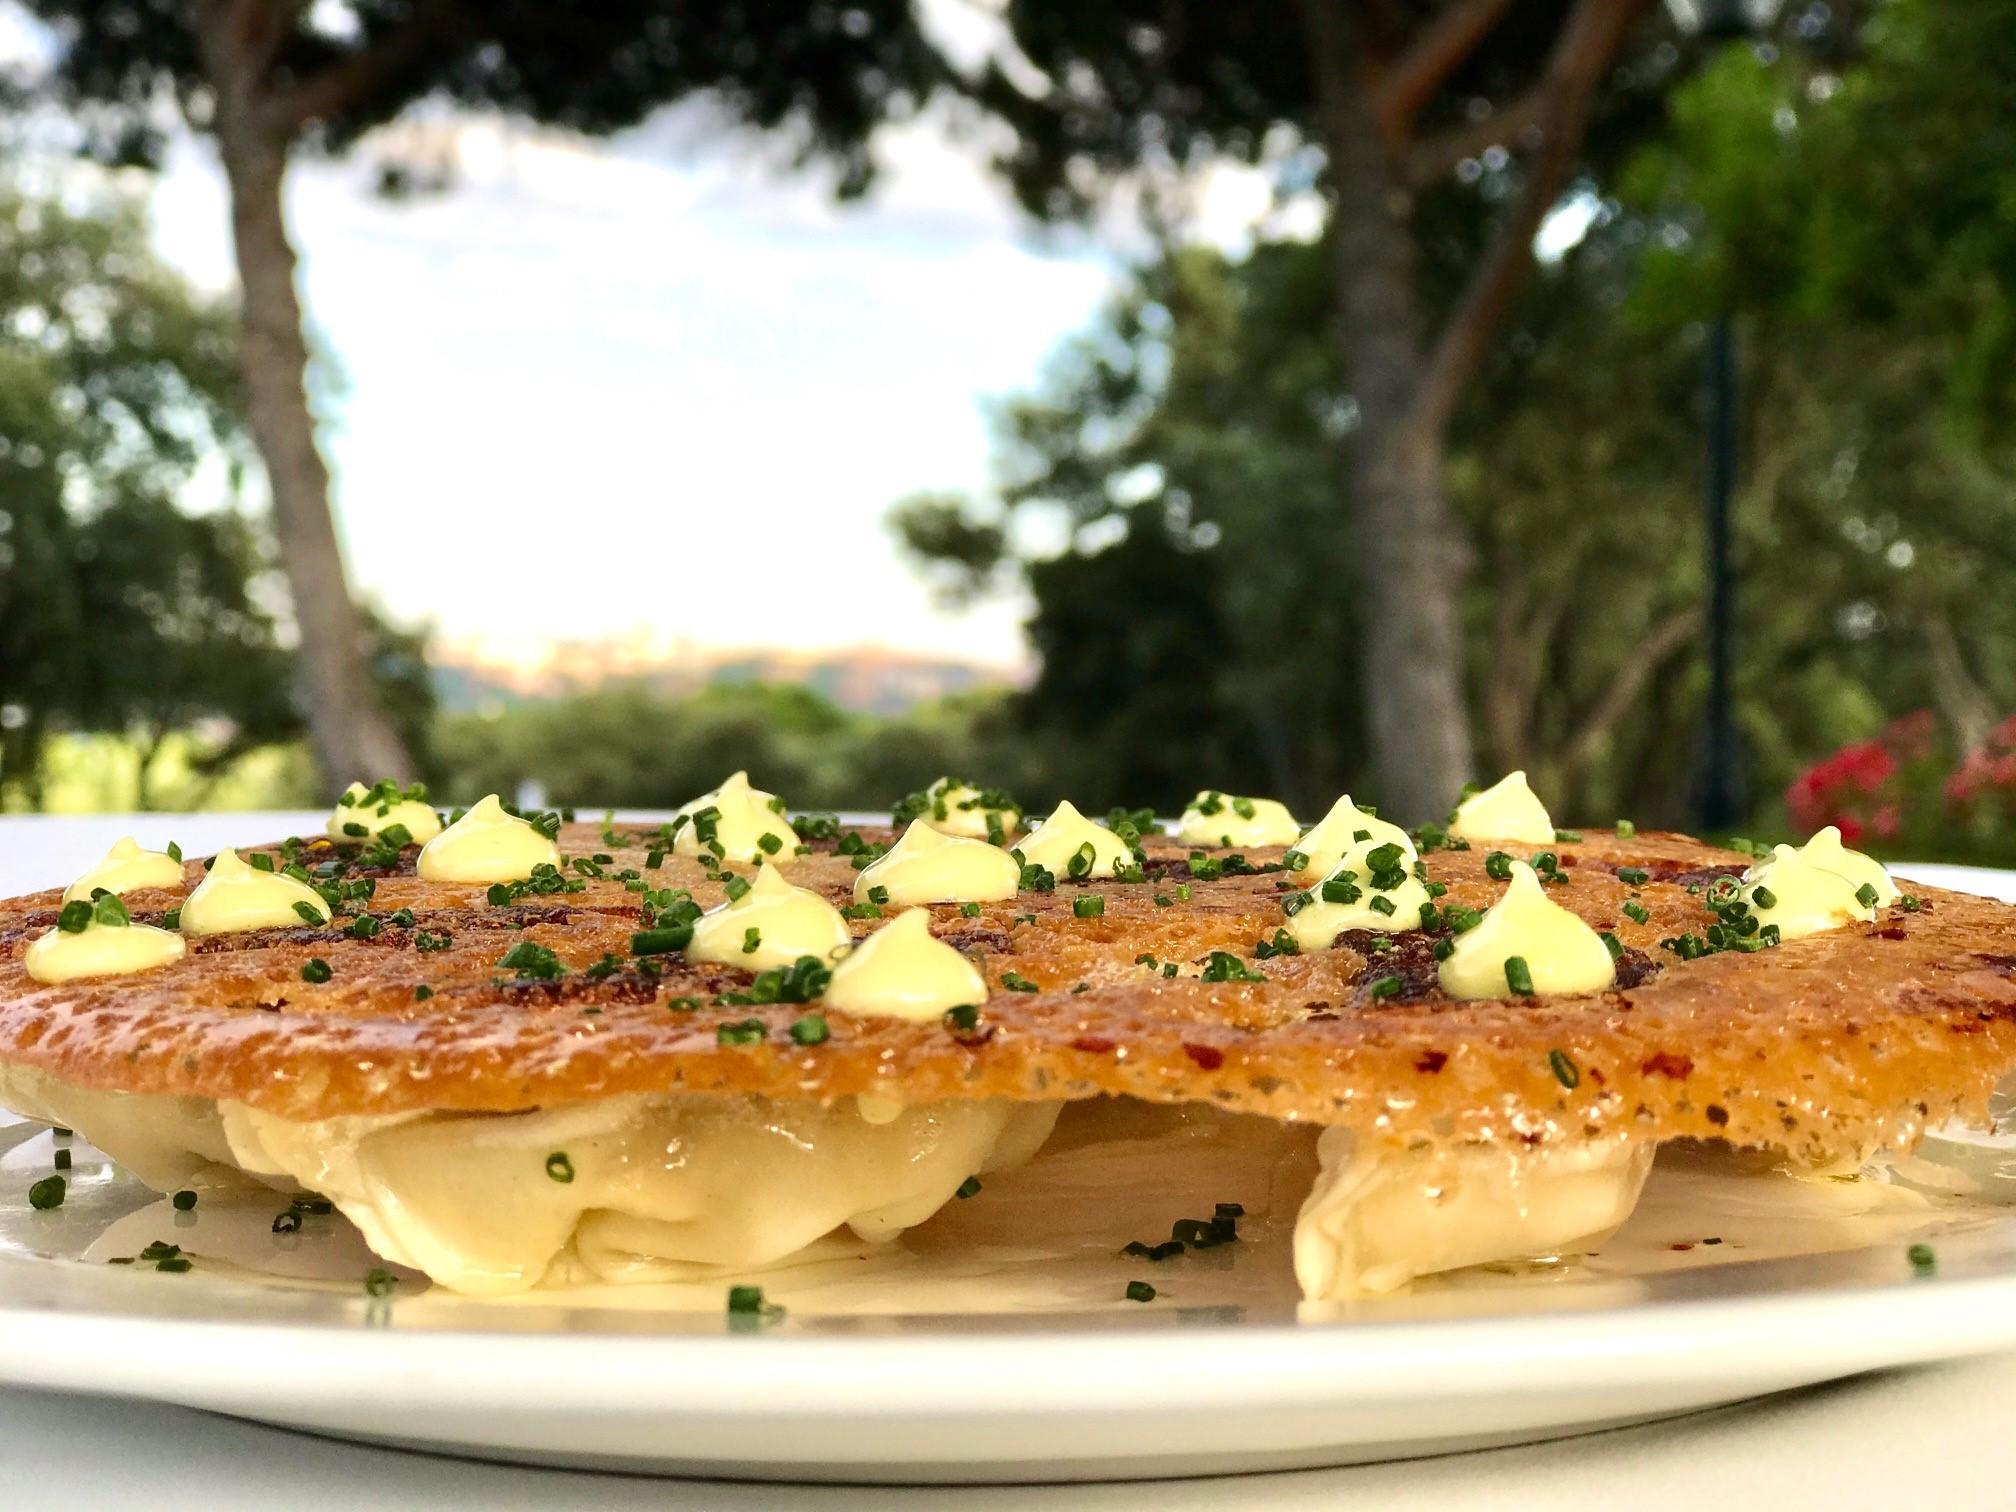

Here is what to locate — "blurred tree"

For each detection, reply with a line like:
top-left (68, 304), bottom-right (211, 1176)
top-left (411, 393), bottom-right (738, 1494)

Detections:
top-left (0, 184), bottom-right (297, 808)
top-left (968, 0), bottom-right (1682, 819)
top-left (895, 0), bottom-right (2016, 834)
top-left (12, 0), bottom-right (954, 793)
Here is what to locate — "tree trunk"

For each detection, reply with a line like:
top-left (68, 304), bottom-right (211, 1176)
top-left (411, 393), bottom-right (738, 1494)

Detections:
top-left (198, 13), bottom-right (415, 795)
top-left (1301, 1), bottom-right (1476, 823)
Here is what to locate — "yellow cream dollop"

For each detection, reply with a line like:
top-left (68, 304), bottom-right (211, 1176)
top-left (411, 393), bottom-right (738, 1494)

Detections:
top-left (62, 837), bottom-right (184, 901)
top-left (671, 771), bottom-right (800, 866)
top-left (1792, 825), bottom-right (1898, 907)
top-left (326, 782), bottom-right (443, 845)
top-left (416, 794), bottom-right (562, 885)
top-left (1437, 861), bottom-right (1615, 1000)
top-left (686, 864), bottom-right (850, 972)
top-left (1284, 838), bottom-right (1433, 951)
top-left (855, 819), bottom-right (1021, 906)
top-left (1448, 770), bottom-right (1557, 846)
top-left (910, 777), bottom-right (1021, 840)
top-left (1288, 795), bottom-right (1415, 881)
top-left (1014, 800), bottom-right (1134, 881)
top-left (25, 913), bottom-right (185, 984)
top-left (822, 908), bottom-right (988, 1022)
top-left (1740, 842), bottom-right (1877, 941)
top-left (180, 849), bottom-right (331, 936)
top-left (1176, 791), bottom-right (1300, 849)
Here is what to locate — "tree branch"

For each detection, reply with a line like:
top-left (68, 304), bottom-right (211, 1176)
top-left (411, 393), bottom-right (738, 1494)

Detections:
top-left (1373, 0), bottom-right (1520, 140)
top-left (1411, 0), bottom-right (1655, 440)
top-left (1405, 85), bottom-right (1548, 187)
top-left (266, 0), bottom-right (470, 138)
top-left (1555, 606), bottom-right (1704, 781)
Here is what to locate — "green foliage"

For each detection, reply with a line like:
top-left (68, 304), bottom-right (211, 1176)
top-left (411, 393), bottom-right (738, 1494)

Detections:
top-left (20, 1), bottom-right (949, 197)
top-left (0, 183), bottom-right (298, 807)
top-left (890, 1), bottom-right (2016, 849)
top-left (428, 683), bottom-right (1036, 815)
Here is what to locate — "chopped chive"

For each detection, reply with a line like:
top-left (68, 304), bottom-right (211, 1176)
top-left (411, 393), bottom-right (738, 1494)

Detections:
top-left (955, 1175), bottom-right (982, 1200)
top-left (1073, 894), bottom-right (1105, 919)
top-left (545, 1151), bottom-right (575, 1183)
top-left (1615, 819), bottom-right (1636, 838)
top-left (1504, 956), bottom-right (1535, 996)
top-left (1548, 1048), bottom-right (1580, 1089)
top-left (301, 957), bottom-right (332, 983)
top-left (27, 1175), bottom-right (64, 1210)
top-left (172, 1189), bottom-right (197, 1212)
top-left (1367, 974), bottom-right (1402, 1000)
top-left (1907, 1242), bottom-right (1936, 1274)
top-left (1622, 901), bottom-right (1651, 925)
top-left (1600, 931), bottom-right (1623, 960)
top-left (1855, 882), bottom-right (1880, 909)
top-left (1484, 851), bottom-right (1513, 881)
top-left (727, 1284), bottom-right (767, 1314)
top-left (959, 902), bottom-right (982, 918)
top-left (1000, 971), bottom-right (1039, 993)
top-left (788, 1012), bottom-right (829, 1046)
top-left (1750, 885), bottom-right (1778, 911)
top-left (1125, 1280), bottom-right (1156, 1303)
top-left (364, 1267), bottom-right (397, 1298)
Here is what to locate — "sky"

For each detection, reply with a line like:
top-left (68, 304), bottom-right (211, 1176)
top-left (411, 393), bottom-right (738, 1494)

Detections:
top-left (147, 110), bottom-right (1119, 672)
top-left (0, 0), bottom-right (1303, 675)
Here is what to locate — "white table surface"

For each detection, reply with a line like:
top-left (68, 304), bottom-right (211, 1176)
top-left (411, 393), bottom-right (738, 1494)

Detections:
top-left (2, 812), bottom-right (2012, 1511)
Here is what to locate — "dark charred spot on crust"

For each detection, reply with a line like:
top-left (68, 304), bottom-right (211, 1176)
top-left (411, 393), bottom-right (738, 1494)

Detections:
top-left (1642, 1051), bottom-right (1695, 1079)
top-left (1614, 860), bottom-right (1748, 888)
top-left (1335, 930), bottom-right (1445, 1004)
top-left (1414, 1049), bottom-right (1448, 1074)
top-left (1182, 1042), bottom-right (1225, 1070)
top-left (1974, 953), bottom-right (2016, 979)
top-left (939, 926), bottom-right (1014, 954)
top-left (1871, 923), bottom-right (1909, 941)
top-left (1614, 948), bottom-right (1662, 989)
top-left (1705, 1103), bottom-right (1730, 1126)
top-left (488, 973), bottom-right (663, 1008)
top-left (1072, 1035), bottom-right (1117, 1054)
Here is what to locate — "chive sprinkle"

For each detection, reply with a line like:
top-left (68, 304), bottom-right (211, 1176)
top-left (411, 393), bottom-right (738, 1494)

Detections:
top-left (1504, 956), bottom-right (1535, 996)
top-left (1125, 1280), bottom-right (1156, 1303)
top-left (545, 1151), bottom-right (575, 1184)
top-left (788, 1012), bottom-right (829, 1046)
top-left (955, 1175), bottom-right (982, 1199)
top-left (726, 1284), bottom-right (767, 1314)
top-left (1073, 894), bottom-right (1105, 919)
top-left (301, 957), bottom-right (332, 983)
top-left (27, 1175), bottom-right (64, 1210)
top-left (1548, 1048), bottom-right (1580, 1089)
top-left (1907, 1242), bottom-right (1936, 1274)
top-left (172, 1189), bottom-right (198, 1212)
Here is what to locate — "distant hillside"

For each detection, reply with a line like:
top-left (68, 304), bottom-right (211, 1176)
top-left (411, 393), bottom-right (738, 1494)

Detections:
top-left (429, 634), bottom-right (1024, 717)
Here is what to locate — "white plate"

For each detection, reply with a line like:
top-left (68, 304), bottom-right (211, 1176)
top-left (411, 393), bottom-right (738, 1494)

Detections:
top-left (0, 823), bottom-right (2010, 1483)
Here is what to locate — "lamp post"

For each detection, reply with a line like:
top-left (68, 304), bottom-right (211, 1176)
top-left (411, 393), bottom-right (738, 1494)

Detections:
top-left (1665, 0), bottom-right (1783, 833)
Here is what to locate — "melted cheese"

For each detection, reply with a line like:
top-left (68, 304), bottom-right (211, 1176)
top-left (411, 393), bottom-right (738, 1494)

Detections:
top-left (685, 864), bottom-right (849, 971)
top-left (1793, 825), bottom-right (1898, 906)
top-left (1295, 1130), bottom-right (1654, 1299)
top-left (416, 794), bottom-right (561, 885)
top-left (180, 849), bottom-right (330, 935)
top-left (671, 771), bottom-right (800, 866)
top-left (1449, 770), bottom-right (1556, 846)
top-left (1741, 842), bottom-right (1877, 940)
top-left (218, 1093), bottom-right (1060, 1296)
top-left (326, 782), bottom-right (443, 844)
top-left (24, 918), bottom-right (184, 984)
top-left (854, 819), bottom-right (1020, 905)
top-left (1175, 792), bottom-right (1300, 849)
top-left (62, 837), bottom-right (184, 901)
top-left (1289, 795), bottom-right (1415, 882)
top-left (1437, 860), bottom-right (1615, 999)
top-left (822, 907), bottom-right (987, 1022)
top-left (1283, 838), bottom-right (1433, 950)
top-left (1014, 800), bottom-right (1134, 880)
top-left (0, 1063), bottom-right (241, 1190)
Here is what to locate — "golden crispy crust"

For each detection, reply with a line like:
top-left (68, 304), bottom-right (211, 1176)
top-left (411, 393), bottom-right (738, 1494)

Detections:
top-left (1, 822), bottom-right (2013, 1163)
